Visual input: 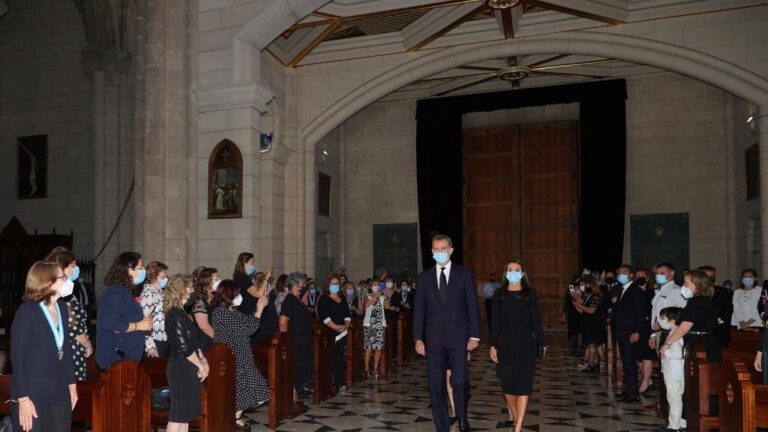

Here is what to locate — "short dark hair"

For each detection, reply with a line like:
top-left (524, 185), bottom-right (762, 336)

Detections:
top-left (657, 262), bottom-right (675, 272)
top-left (660, 306), bottom-right (683, 324)
top-left (617, 264), bottom-right (633, 273)
top-left (431, 234), bottom-right (453, 246)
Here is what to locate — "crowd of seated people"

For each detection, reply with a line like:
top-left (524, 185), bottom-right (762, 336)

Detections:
top-left (5, 246), bottom-right (416, 431)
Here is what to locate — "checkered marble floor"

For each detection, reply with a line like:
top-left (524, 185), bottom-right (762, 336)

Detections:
top-left (243, 333), bottom-right (666, 431)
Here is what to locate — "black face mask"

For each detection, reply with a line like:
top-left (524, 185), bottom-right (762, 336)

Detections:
top-left (709, 277), bottom-right (716, 284)
top-left (635, 277), bottom-right (647, 286)
top-left (605, 277), bottom-right (616, 285)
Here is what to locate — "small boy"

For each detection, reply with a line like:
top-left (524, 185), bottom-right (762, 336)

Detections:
top-left (659, 307), bottom-right (686, 432)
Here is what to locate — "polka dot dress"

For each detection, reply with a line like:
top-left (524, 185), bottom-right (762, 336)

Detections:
top-left (67, 298), bottom-right (88, 381)
top-left (212, 304), bottom-right (271, 411)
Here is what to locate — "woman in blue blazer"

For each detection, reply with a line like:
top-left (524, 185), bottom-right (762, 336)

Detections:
top-left (95, 251), bottom-right (153, 369)
top-left (10, 261), bottom-right (78, 432)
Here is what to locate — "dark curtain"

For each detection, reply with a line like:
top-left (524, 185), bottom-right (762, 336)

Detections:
top-left (415, 79), bottom-right (627, 271)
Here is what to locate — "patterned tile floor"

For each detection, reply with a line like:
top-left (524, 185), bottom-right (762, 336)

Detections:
top-left (244, 333), bottom-right (666, 431)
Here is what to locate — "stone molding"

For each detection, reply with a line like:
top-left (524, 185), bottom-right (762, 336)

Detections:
top-left (300, 30), bottom-right (768, 148)
top-left (198, 84), bottom-right (275, 113)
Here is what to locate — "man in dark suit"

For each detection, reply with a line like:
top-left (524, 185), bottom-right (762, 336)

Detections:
top-left (613, 264), bottom-right (644, 403)
top-left (414, 234), bottom-right (481, 432)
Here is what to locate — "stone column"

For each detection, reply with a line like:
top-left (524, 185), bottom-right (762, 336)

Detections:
top-left (759, 110), bottom-right (768, 276)
top-left (134, 0), bottom-right (195, 270)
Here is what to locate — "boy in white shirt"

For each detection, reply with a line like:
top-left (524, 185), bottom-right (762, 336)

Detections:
top-left (659, 307), bottom-right (686, 432)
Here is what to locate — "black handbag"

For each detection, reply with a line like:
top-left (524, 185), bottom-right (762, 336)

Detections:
top-left (151, 388), bottom-right (171, 411)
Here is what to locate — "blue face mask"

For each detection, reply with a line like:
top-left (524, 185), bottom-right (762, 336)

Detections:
top-left (158, 276), bottom-right (169, 289)
top-left (433, 251), bottom-right (449, 264)
top-left (617, 274), bottom-right (630, 285)
top-left (133, 268), bottom-right (147, 285)
top-left (246, 266), bottom-right (256, 276)
top-left (506, 271), bottom-right (523, 284)
top-left (743, 277), bottom-right (755, 287)
top-left (655, 274), bottom-right (668, 285)
top-left (346, 289), bottom-right (355, 297)
top-left (69, 265), bottom-right (80, 282)
top-left (329, 284), bottom-right (340, 294)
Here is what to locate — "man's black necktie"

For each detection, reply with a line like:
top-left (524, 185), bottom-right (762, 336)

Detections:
top-left (439, 267), bottom-right (448, 303)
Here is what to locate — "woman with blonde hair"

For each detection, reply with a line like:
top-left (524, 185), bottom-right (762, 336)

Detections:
top-left (164, 274), bottom-right (208, 432)
top-left (10, 261), bottom-right (78, 432)
top-left (661, 269), bottom-right (722, 362)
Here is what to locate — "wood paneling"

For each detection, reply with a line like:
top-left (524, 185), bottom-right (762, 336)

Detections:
top-left (463, 122), bottom-right (578, 328)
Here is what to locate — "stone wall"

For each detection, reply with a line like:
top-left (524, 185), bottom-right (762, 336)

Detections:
top-left (0, 0), bottom-right (92, 253)
top-left (333, 73), bottom-right (753, 282)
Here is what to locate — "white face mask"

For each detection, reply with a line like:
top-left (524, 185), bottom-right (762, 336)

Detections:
top-left (658, 319), bottom-right (671, 331)
top-left (232, 294), bottom-right (243, 306)
top-left (681, 286), bottom-right (694, 299)
top-left (212, 278), bottom-right (222, 292)
top-left (386, 282), bottom-right (393, 289)
top-left (60, 279), bottom-right (74, 297)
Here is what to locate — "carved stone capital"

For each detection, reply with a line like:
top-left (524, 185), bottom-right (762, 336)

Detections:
top-left (198, 84), bottom-right (275, 113)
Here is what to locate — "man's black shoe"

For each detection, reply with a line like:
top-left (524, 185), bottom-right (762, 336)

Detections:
top-left (616, 394), bottom-right (641, 403)
top-left (459, 418), bottom-right (471, 432)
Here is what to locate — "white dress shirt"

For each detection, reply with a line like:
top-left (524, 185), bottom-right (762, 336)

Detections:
top-left (651, 281), bottom-right (687, 330)
top-left (436, 261), bottom-right (452, 287)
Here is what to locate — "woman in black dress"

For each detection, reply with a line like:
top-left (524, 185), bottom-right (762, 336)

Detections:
top-left (233, 253), bottom-right (278, 343)
top-left (490, 260), bottom-right (546, 432)
top-left (44, 246), bottom-right (94, 381)
top-left (212, 279), bottom-right (271, 429)
top-left (279, 272), bottom-right (314, 404)
top-left (573, 276), bottom-right (605, 373)
top-left (164, 274), bottom-right (208, 432)
top-left (190, 267), bottom-right (217, 350)
top-left (317, 275), bottom-right (352, 389)
top-left (633, 268), bottom-right (657, 394)
top-left (661, 269), bottom-right (722, 362)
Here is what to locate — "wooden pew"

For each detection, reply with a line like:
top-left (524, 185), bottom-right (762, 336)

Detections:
top-left (397, 311), bottom-right (413, 367)
top-left (253, 331), bottom-right (296, 429)
top-left (142, 344), bottom-right (237, 432)
top-left (380, 323), bottom-right (394, 376)
top-left (684, 332), bottom-right (761, 432)
top-left (311, 320), bottom-right (336, 405)
top-left (720, 354), bottom-right (768, 432)
top-left (346, 319), bottom-right (364, 387)
top-left (97, 360), bottom-right (152, 432)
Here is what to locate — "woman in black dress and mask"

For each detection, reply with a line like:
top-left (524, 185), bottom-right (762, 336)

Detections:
top-left (490, 260), bottom-right (546, 432)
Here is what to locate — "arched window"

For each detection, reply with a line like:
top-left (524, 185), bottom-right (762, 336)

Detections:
top-left (208, 139), bottom-right (243, 219)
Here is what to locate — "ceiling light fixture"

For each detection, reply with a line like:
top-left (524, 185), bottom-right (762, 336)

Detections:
top-left (498, 66), bottom-right (530, 81)
top-left (486, 0), bottom-right (522, 9)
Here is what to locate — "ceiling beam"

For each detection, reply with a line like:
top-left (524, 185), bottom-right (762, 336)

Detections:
top-left (287, 20), bottom-right (345, 67)
top-left (406, 3), bottom-right (489, 51)
top-left (500, 7), bottom-right (515, 38)
top-left (525, 53), bottom-right (569, 69)
top-left (433, 74), bottom-right (498, 96)
top-left (527, 0), bottom-right (627, 24)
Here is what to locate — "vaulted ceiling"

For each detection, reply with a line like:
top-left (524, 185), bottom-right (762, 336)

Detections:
top-left (266, 0), bottom-right (768, 97)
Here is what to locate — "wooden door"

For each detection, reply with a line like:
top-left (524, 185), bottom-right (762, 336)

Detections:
top-left (462, 128), bottom-right (522, 286)
top-left (463, 122), bottom-right (578, 328)
top-left (520, 123), bottom-right (579, 327)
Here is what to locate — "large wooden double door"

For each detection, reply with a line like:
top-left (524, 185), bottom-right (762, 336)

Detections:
top-left (463, 122), bottom-right (578, 327)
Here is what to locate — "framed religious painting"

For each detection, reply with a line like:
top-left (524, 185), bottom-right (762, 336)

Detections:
top-left (208, 139), bottom-right (243, 219)
top-left (17, 135), bottom-right (48, 199)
